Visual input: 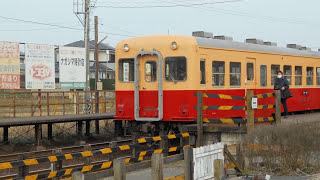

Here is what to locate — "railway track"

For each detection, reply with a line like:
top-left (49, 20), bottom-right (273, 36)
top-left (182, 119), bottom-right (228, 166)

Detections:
top-left (0, 138), bottom-right (132, 163)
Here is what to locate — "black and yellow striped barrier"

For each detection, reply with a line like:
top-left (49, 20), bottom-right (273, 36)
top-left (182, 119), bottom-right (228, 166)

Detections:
top-left (137, 132), bottom-right (191, 144)
top-left (256, 105), bottom-right (275, 109)
top-left (136, 146), bottom-right (188, 157)
top-left (203, 118), bottom-right (246, 124)
top-left (10, 156), bottom-right (144, 180)
top-left (254, 93), bottom-right (274, 99)
top-left (203, 106), bottom-right (245, 110)
top-left (0, 133), bottom-right (192, 170)
top-left (164, 174), bottom-right (185, 180)
top-left (203, 93), bottom-right (245, 100)
top-left (254, 117), bottom-right (274, 122)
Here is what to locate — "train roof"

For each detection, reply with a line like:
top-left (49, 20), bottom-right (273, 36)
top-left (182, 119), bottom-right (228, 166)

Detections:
top-left (195, 37), bottom-right (320, 58)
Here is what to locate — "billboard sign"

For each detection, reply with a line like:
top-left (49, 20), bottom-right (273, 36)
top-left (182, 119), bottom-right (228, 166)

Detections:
top-left (59, 46), bottom-right (86, 89)
top-left (0, 41), bottom-right (20, 89)
top-left (25, 44), bottom-right (55, 89)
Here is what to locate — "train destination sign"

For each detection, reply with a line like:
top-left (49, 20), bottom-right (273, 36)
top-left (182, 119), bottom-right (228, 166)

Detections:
top-left (59, 46), bottom-right (86, 89)
top-left (25, 43), bottom-right (55, 89)
top-left (0, 41), bottom-right (20, 89)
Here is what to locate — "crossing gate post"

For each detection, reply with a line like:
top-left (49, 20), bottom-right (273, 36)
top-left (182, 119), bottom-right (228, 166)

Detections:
top-left (52, 149), bottom-right (63, 180)
top-left (274, 90), bottom-right (281, 124)
top-left (196, 91), bottom-right (203, 147)
top-left (246, 90), bottom-right (254, 131)
top-left (18, 154), bottom-right (29, 178)
top-left (114, 157), bottom-right (127, 180)
top-left (84, 144), bottom-right (92, 166)
top-left (184, 146), bottom-right (194, 180)
top-left (152, 153), bottom-right (164, 180)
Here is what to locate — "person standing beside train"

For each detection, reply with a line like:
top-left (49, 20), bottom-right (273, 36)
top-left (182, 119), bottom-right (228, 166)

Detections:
top-left (274, 71), bottom-right (291, 118)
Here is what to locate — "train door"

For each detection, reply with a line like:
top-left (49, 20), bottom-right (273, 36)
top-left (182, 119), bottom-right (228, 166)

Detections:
top-left (246, 58), bottom-right (256, 89)
top-left (134, 50), bottom-right (163, 121)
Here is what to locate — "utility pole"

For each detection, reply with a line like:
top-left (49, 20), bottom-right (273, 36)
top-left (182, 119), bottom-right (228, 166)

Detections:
top-left (84, 0), bottom-right (91, 114)
top-left (94, 16), bottom-right (100, 134)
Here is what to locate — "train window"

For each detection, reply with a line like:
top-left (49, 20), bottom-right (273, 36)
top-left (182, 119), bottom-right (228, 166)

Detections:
top-left (247, 63), bottom-right (254, 81)
top-left (260, 65), bottom-right (267, 87)
top-left (317, 68), bottom-right (320, 86)
top-left (118, 58), bottom-right (134, 82)
top-left (165, 57), bottom-right (187, 81)
top-left (230, 62), bottom-right (241, 87)
top-left (307, 67), bottom-right (314, 86)
top-left (145, 61), bottom-right (157, 82)
top-left (200, 60), bottom-right (206, 85)
top-left (295, 66), bottom-right (302, 86)
top-left (212, 61), bottom-right (225, 87)
top-left (271, 65), bottom-right (280, 85)
top-left (283, 65), bottom-right (292, 85)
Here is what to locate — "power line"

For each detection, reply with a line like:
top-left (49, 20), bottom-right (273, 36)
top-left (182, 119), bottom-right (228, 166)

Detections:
top-left (0, 15), bottom-right (134, 37)
top-left (96, 0), bottom-right (242, 8)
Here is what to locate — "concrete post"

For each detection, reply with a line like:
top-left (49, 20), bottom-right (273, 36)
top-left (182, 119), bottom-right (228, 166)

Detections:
top-left (114, 157), bottom-right (126, 180)
top-left (152, 153), bottom-right (164, 180)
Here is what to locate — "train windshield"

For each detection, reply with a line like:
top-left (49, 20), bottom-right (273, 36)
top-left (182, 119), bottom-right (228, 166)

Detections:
top-left (165, 57), bottom-right (187, 82)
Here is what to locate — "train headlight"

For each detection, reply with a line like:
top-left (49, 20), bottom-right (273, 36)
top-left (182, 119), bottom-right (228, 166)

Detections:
top-left (124, 44), bottom-right (129, 52)
top-left (171, 41), bottom-right (178, 50)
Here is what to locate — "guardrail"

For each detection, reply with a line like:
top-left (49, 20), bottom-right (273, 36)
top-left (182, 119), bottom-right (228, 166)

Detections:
top-left (0, 132), bottom-right (195, 179)
top-left (195, 90), bottom-right (281, 146)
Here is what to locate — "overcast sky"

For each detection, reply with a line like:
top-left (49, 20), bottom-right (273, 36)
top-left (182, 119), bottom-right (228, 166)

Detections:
top-left (0, 0), bottom-right (319, 50)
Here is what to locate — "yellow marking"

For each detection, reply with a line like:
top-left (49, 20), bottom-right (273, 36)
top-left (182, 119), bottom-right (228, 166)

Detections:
top-left (168, 134), bottom-right (176, 139)
top-left (203, 93), bottom-right (208, 98)
top-left (101, 148), bottom-right (112, 154)
top-left (268, 105), bottom-right (274, 109)
top-left (169, 147), bottom-right (177, 152)
top-left (268, 93), bottom-right (273, 97)
top-left (218, 94), bottom-right (232, 99)
top-left (101, 161), bottom-right (112, 169)
top-left (119, 145), bottom-right (130, 150)
top-left (82, 165), bottom-right (93, 172)
top-left (268, 117), bottom-right (274, 121)
top-left (257, 95), bottom-right (263, 98)
top-left (245, 144), bottom-right (268, 151)
top-left (220, 118), bottom-right (234, 124)
top-left (48, 156), bottom-right (58, 162)
top-left (203, 118), bottom-right (210, 123)
top-left (227, 162), bottom-right (236, 169)
top-left (125, 158), bottom-right (131, 163)
top-left (181, 132), bottom-right (190, 137)
top-left (64, 154), bottom-right (73, 160)
top-left (81, 151), bottom-right (93, 157)
top-left (48, 171), bottom-right (57, 178)
top-left (203, 106), bottom-right (208, 110)
top-left (164, 174), bottom-right (185, 180)
top-left (0, 162), bottom-right (13, 170)
top-left (23, 159), bottom-right (39, 166)
top-left (218, 106), bottom-right (233, 110)
top-left (25, 174), bottom-right (38, 180)
top-left (138, 138), bottom-right (147, 143)
top-left (257, 118), bottom-right (264, 122)
top-left (138, 156), bottom-right (143, 161)
top-left (64, 168), bottom-right (73, 175)
top-left (139, 151), bottom-right (147, 156)
top-left (153, 136), bottom-right (162, 141)
top-left (154, 149), bottom-right (163, 153)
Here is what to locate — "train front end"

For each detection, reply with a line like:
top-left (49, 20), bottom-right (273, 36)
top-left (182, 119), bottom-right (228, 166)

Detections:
top-left (115, 35), bottom-right (199, 123)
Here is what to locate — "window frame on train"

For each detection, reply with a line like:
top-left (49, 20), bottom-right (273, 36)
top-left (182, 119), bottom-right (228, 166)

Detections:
top-left (145, 61), bottom-right (157, 82)
top-left (246, 62), bottom-right (254, 81)
top-left (317, 67), bottom-right (320, 86)
top-left (118, 58), bottom-right (135, 82)
top-left (284, 65), bottom-right (292, 85)
top-left (230, 62), bottom-right (241, 87)
top-left (260, 65), bottom-right (267, 87)
top-left (271, 64), bottom-right (280, 85)
top-left (200, 59), bottom-right (206, 85)
top-left (307, 67), bottom-right (314, 86)
top-left (212, 61), bottom-right (225, 87)
top-left (164, 56), bottom-right (187, 82)
top-left (295, 66), bottom-right (302, 86)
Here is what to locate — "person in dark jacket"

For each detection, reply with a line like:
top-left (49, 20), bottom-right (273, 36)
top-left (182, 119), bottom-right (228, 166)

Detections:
top-left (274, 71), bottom-right (289, 118)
